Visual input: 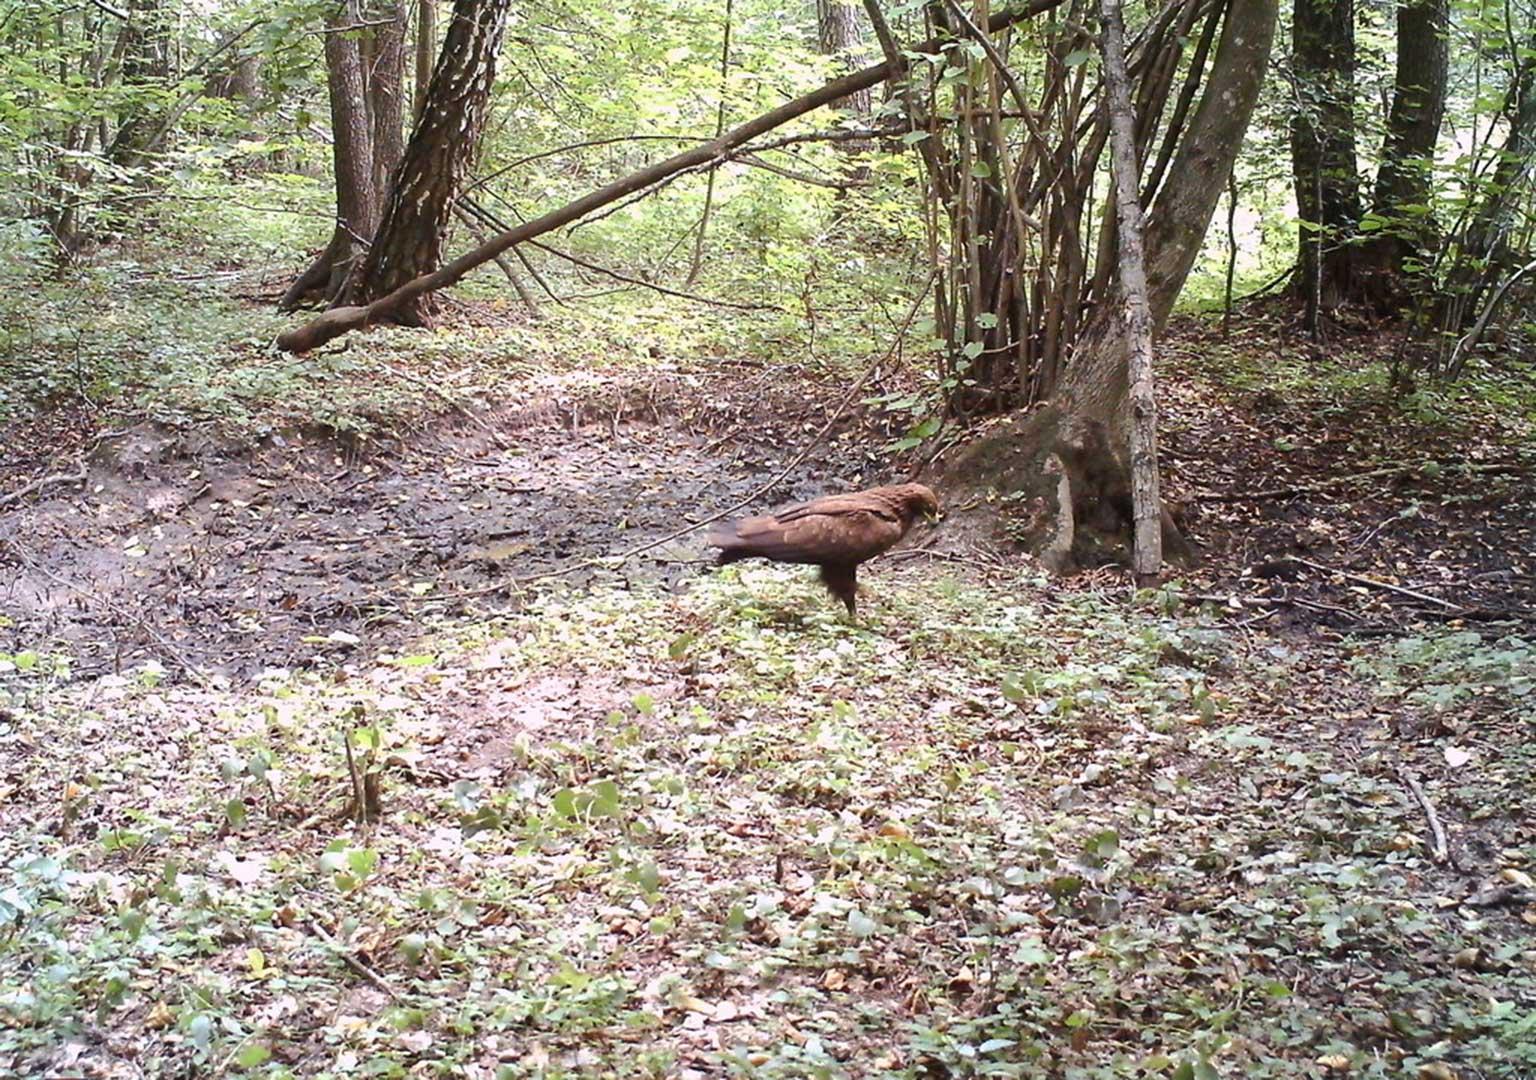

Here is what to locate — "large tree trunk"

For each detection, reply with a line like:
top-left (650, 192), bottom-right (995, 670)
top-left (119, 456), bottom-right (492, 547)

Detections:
top-left (1464, 30), bottom-right (1535, 277)
top-left (1289, 0), bottom-right (1362, 329)
top-left (1096, 0), bottom-right (1162, 583)
top-left (369, 0), bottom-right (409, 193)
top-left (949, 0), bottom-right (1278, 572)
top-left (279, 0), bottom-right (380, 310)
top-left (817, 0), bottom-right (871, 116)
top-left (342, 0), bottom-right (513, 324)
top-left (107, 0), bottom-right (171, 168)
top-left (414, 0), bottom-right (436, 122)
top-left (1358, 0), bottom-right (1448, 308)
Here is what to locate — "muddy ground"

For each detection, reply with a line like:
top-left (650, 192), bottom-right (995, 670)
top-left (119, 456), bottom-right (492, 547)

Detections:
top-left (0, 370), bottom-right (900, 681)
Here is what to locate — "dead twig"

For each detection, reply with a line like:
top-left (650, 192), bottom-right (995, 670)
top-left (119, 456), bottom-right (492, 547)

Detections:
top-left (1397, 767), bottom-right (1450, 865)
top-left (1285, 556), bottom-right (1468, 613)
top-left (0, 467), bottom-right (88, 508)
top-left (305, 919), bottom-right (399, 1000)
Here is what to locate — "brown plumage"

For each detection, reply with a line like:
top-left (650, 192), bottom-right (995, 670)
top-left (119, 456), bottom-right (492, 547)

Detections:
top-left (708, 483), bottom-right (941, 618)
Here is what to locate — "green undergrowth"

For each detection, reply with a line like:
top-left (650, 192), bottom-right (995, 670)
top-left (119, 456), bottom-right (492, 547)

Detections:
top-left (1171, 327), bottom-right (1536, 442)
top-left (1, 571), bottom-right (1531, 1078)
top-left (0, 171), bottom-right (916, 442)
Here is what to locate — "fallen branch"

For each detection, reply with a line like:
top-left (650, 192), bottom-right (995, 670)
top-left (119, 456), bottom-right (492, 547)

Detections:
top-left (0, 467), bottom-right (87, 509)
top-left (275, 0), bottom-right (1063, 353)
top-left (305, 919), bottom-right (399, 1000)
top-left (1285, 555), bottom-right (1469, 613)
top-left (450, 203), bottom-right (540, 317)
top-left (1397, 767), bottom-right (1449, 865)
top-left (526, 239), bottom-right (785, 312)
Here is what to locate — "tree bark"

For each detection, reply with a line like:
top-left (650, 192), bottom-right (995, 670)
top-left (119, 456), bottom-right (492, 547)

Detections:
top-left (275, 0), bottom-right (1065, 352)
top-left (342, 0), bottom-right (513, 323)
top-left (279, 0), bottom-right (380, 310)
top-left (1289, 0), bottom-right (1362, 326)
top-left (107, 0), bottom-right (171, 168)
top-left (817, 0), bottom-right (871, 116)
top-left (369, 0), bottom-right (410, 194)
top-left (1464, 30), bottom-right (1536, 273)
top-left (1361, 0), bottom-right (1448, 305)
top-left (1372, 0), bottom-right (1448, 222)
top-left (414, 0), bottom-right (436, 122)
top-left (1096, 0), bottom-right (1162, 583)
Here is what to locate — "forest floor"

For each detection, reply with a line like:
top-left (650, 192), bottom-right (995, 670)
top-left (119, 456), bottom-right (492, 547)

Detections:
top-left (1, 277), bottom-right (1534, 1079)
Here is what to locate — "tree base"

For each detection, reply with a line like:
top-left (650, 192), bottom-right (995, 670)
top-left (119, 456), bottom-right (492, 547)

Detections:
top-left (942, 405), bottom-right (1193, 576)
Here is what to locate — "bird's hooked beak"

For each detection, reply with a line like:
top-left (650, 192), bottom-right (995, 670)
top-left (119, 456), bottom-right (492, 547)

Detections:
top-left (923, 508), bottom-right (942, 525)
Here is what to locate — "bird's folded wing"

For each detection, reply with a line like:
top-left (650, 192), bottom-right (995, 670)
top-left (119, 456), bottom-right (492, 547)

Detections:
top-left (775, 494), bottom-right (901, 523)
top-left (731, 508), bottom-right (905, 563)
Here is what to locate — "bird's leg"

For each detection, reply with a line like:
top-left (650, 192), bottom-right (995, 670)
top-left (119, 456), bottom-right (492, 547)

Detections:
top-left (819, 564), bottom-right (859, 621)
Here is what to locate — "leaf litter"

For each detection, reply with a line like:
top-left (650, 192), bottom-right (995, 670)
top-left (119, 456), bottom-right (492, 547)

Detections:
top-left (0, 341), bottom-right (1533, 1078)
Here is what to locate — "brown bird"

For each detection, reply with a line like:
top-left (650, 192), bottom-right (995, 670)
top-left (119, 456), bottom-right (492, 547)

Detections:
top-left (708, 483), bottom-right (941, 618)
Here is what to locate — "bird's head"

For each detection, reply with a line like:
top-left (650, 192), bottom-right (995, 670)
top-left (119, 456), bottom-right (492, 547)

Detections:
top-left (901, 483), bottom-right (942, 525)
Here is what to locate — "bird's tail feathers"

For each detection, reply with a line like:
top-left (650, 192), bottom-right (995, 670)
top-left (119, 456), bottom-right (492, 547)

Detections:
top-left (708, 522), bottom-right (746, 565)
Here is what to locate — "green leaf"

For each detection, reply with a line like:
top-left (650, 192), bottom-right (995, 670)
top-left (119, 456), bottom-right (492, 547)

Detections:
top-left (400, 933), bottom-right (428, 965)
top-left (235, 1043), bottom-right (271, 1068)
top-left (591, 779), bottom-right (622, 816)
top-left (668, 632), bottom-right (697, 660)
top-left (552, 788), bottom-right (577, 818)
top-left (962, 340), bottom-right (985, 360)
top-left (1001, 674), bottom-right (1028, 702)
top-left (1064, 48), bottom-right (1093, 66)
top-left (630, 860), bottom-right (661, 894)
top-left (899, 130), bottom-right (930, 145)
top-left (970, 160), bottom-right (993, 179)
top-left (1085, 828), bottom-right (1120, 860)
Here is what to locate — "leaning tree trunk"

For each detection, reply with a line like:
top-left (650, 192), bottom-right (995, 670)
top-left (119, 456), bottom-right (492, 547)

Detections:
top-left (1460, 29), bottom-right (1535, 287)
top-left (949, 0), bottom-right (1278, 573)
top-left (1290, 0), bottom-right (1363, 331)
top-left (107, 0), bottom-right (171, 169)
top-left (274, 1), bottom-right (1062, 352)
top-left (342, 0), bottom-right (513, 324)
top-left (279, 0), bottom-right (380, 310)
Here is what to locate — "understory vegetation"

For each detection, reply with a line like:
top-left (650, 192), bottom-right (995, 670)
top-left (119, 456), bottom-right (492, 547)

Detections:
top-left (3, 568), bottom-right (1533, 1078)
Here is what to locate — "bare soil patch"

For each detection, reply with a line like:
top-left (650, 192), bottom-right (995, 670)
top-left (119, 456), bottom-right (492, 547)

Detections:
top-left (0, 366), bottom-right (901, 682)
